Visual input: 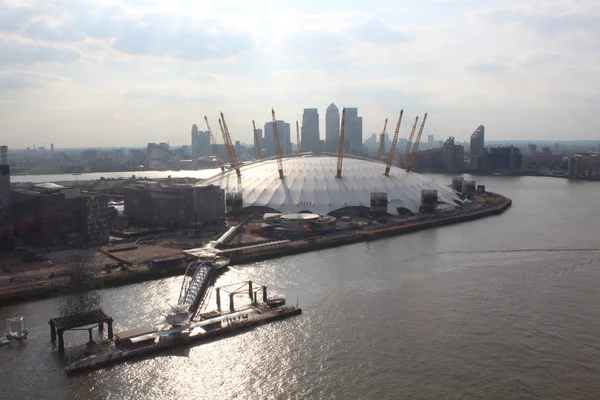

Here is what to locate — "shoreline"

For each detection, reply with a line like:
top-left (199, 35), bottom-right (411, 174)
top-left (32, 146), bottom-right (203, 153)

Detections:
top-left (0, 196), bottom-right (512, 306)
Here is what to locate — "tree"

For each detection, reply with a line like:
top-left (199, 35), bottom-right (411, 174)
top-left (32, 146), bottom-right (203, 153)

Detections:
top-left (56, 255), bottom-right (102, 318)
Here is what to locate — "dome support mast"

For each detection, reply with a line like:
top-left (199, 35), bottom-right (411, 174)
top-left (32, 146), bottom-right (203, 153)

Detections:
top-left (296, 120), bottom-right (301, 154)
top-left (376, 118), bottom-right (388, 161)
top-left (384, 109), bottom-right (404, 176)
top-left (401, 116), bottom-right (419, 170)
top-left (271, 108), bottom-right (284, 179)
top-left (336, 107), bottom-right (346, 178)
top-left (204, 116), bottom-right (225, 172)
top-left (219, 112), bottom-right (240, 177)
top-left (252, 120), bottom-right (262, 161)
top-left (406, 113), bottom-right (428, 172)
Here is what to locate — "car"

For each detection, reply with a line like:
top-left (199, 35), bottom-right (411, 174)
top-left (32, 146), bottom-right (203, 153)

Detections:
top-left (47, 260), bottom-right (53, 266)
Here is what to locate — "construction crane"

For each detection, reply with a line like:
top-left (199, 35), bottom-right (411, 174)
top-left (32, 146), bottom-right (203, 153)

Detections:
top-left (375, 118), bottom-right (388, 161)
top-left (296, 120), bottom-right (300, 154)
top-left (204, 116), bottom-right (225, 172)
top-left (384, 109), bottom-right (404, 176)
top-left (406, 113), bottom-right (428, 172)
top-left (336, 107), bottom-right (346, 178)
top-left (252, 120), bottom-right (262, 161)
top-left (401, 116), bottom-right (419, 170)
top-left (271, 108), bottom-right (284, 178)
top-left (219, 112), bottom-right (240, 176)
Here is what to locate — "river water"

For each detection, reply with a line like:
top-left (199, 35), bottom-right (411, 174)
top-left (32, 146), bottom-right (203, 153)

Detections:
top-left (10, 169), bottom-right (222, 184)
top-left (1, 174), bottom-right (600, 400)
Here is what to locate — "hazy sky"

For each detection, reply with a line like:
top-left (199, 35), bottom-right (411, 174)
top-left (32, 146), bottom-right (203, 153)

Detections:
top-left (1, 0), bottom-right (598, 148)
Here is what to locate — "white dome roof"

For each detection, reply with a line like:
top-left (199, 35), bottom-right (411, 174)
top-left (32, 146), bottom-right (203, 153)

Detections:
top-left (202, 154), bottom-right (462, 215)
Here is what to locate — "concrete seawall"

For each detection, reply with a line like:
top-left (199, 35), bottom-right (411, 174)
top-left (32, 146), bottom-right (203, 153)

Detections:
top-left (227, 197), bottom-right (512, 265)
top-left (0, 197), bottom-right (512, 305)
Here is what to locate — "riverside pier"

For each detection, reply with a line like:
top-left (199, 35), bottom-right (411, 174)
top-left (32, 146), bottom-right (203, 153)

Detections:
top-left (63, 250), bottom-right (301, 374)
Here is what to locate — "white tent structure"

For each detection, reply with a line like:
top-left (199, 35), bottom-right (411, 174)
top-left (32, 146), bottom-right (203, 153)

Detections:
top-left (201, 154), bottom-right (462, 216)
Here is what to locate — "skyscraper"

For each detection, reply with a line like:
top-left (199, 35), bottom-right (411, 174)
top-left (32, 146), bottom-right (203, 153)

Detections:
top-left (191, 124), bottom-right (211, 157)
top-left (344, 107), bottom-right (363, 155)
top-left (470, 125), bottom-right (485, 155)
top-left (325, 103), bottom-right (340, 153)
top-left (301, 108), bottom-right (320, 152)
top-left (191, 124), bottom-right (199, 156)
top-left (469, 125), bottom-right (485, 171)
top-left (264, 120), bottom-right (291, 157)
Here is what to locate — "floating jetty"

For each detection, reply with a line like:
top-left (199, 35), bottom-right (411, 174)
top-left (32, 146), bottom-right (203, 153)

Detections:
top-left (64, 265), bottom-right (301, 374)
top-left (66, 305), bottom-right (301, 375)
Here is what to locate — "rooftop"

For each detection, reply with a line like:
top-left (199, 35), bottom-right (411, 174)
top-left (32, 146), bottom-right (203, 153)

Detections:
top-left (49, 309), bottom-right (112, 331)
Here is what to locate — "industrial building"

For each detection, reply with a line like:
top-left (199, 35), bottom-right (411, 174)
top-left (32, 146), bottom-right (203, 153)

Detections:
top-left (11, 183), bottom-right (109, 247)
top-left (123, 182), bottom-right (225, 230)
top-left (201, 154), bottom-right (462, 216)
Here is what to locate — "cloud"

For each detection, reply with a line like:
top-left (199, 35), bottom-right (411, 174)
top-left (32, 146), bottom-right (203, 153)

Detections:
top-left (0, 38), bottom-right (81, 64)
top-left (111, 14), bottom-right (254, 60)
top-left (280, 32), bottom-right (350, 58)
top-left (347, 16), bottom-right (411, 45)
top-left (21, 19), bottom-right (84, 43)
top-left (519, 52), bottom-right (565, 68)
top-left (483, 8), bottom-right (600, 38)
top-left (462, 58), bottom-right (510, 73)
top-left (184, 72), bottom-right (218, 83)
top-left (0, 3), bottom-right (38, 32)
top-left (0, 70), bottom-right (69, 91)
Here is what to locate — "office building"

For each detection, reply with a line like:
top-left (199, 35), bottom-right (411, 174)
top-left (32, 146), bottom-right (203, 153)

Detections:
top-left (191, 124), bottom-right (211, 157)
top-left (568, 154), bottom-right (600, 178)
top-left (344, 108), bottom-right (363, 155)
top-left (123, 182), bottom-right (225, 230)
top-left (147, 143), bottom-right (171, 170)
top-left (488, 147), bottom-right (521, 173)
top-left (428, 135), bottom-right (434, 148)
top-left (264, 120), bottom-right (291, 157)
top-left (442, 137), bottom-right (465, 173)
top-left (325, 103), bottom-right (340, 153)
top-left (11, 183), bottom-right (108, 247)
top-left (469, 125), bottom-right (485, 171)
top-left (470, 125), bottom-right (485, 155)
top-left (301, 108), bottom-right (320, 152)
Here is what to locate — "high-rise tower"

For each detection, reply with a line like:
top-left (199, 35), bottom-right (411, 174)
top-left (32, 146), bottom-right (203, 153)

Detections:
top-left (301, 108), bottom-right (320, 152)
top-left (325, 103), bottom-right (340, 153)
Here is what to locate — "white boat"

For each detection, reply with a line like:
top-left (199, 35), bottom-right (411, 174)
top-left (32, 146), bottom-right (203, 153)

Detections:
top-left (6, 316), bottom-right (28, 340)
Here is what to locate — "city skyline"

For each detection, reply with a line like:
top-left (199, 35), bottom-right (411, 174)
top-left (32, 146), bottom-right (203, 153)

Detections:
top-left (1, 0), bottom-right (599, 148)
